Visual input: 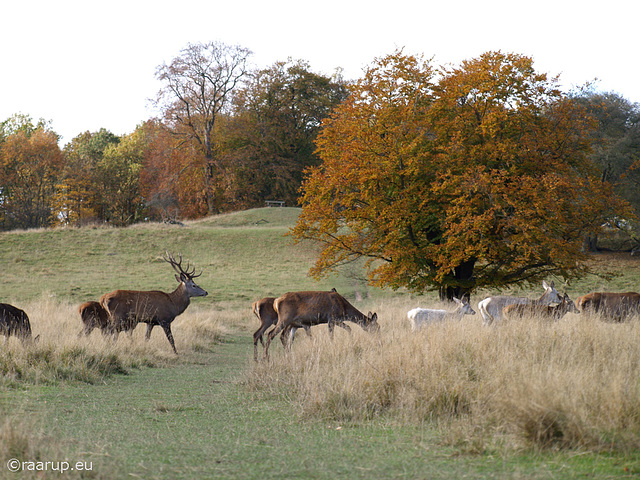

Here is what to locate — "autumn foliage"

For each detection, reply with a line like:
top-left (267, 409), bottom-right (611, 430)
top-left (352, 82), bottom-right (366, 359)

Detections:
top-left (292, 51), bottom-right (631, 296)
top-left (0, 127), bottom-right (63, 229)
top-left (1, 47), bottom-right (637, 298)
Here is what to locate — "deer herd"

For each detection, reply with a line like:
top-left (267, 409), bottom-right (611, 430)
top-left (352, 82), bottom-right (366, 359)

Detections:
top-left (2, 252), bottom-right (640, 359)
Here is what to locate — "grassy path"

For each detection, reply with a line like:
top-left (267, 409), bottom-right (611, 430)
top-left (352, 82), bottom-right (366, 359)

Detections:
top-left (3, 335), bottom-right (637, 479)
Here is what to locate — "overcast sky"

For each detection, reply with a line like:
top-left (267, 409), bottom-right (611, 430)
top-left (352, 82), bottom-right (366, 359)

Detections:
top-left (1, 0), bottom-right (638, 145)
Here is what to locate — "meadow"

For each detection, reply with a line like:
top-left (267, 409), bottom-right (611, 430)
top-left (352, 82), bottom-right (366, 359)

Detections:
top-left (1, 207), bottom-right (640, 479)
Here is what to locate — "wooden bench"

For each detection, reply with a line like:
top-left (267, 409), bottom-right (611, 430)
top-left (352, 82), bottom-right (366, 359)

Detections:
top-left (265, 200), bottom-right (285, 207)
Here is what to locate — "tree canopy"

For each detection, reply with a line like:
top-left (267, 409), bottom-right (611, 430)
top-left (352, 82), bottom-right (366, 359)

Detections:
top-left (153, 41), bottom-right (252, 214)
top-left (220, 59), bottom-right (348, 208)
top-left (0, 116), bottom-right (63, 229)
top-left (292, 50), bottom-right (631, 297)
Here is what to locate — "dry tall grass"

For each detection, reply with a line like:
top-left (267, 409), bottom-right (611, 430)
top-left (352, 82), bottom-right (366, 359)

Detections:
top-left (0, 295), bottom-right (226, 387)
top-left (247, 297), bottom-right (640, 452)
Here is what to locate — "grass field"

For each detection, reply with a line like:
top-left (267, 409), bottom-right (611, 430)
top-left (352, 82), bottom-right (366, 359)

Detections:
top-left (1, 207), bottom-right (640, 479)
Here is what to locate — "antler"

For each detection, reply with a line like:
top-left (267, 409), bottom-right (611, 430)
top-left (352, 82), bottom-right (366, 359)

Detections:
top-left (163, 252), bottom-right (202, 279)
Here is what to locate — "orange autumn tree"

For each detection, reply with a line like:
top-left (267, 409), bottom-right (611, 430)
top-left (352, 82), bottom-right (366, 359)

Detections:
top-left (0, 125), bottom-right (64, 230)
top-left (292, 51), bottom-right (630, 298)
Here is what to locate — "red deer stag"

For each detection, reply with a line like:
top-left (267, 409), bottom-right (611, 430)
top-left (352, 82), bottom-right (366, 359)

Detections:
top-left (264, 290), bottom-right (379, 359)
top-left (575, 291), bottom-right (640, 322)
top-left (78, 301), bottom-right (110, 337)
top-left (100, 253), bottom-right (208, 354)
top-left (502, 293), bottom-right (580, 321)
top-left (1, 303), bottom-right (38, 343)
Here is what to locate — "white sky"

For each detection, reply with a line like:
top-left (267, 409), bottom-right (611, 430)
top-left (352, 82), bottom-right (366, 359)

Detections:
top-left (1, 0), bottom-right (638, 145)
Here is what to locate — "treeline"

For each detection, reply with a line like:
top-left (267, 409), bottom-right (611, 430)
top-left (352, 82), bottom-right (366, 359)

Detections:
top-left (0, 45), bottom-right (347, 229)
top-left (0, 43), bottom-right (639, 235)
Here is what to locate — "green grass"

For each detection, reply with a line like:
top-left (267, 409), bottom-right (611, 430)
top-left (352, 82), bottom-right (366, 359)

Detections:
top-left (2, 207), bottom-right (640, 479)
top-left (0, 207), bottom-right (367, 305)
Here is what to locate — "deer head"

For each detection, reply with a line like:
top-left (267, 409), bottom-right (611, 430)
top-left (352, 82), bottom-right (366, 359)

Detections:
top-left (163, 252), bottom-right (208, 298)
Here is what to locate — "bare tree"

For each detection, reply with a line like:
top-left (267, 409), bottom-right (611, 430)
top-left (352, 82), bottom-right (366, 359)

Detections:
top-left (154, 41), bottom-right (252, 214)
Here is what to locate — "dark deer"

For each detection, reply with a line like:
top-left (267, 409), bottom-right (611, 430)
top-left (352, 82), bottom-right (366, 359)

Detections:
top-left (100, 253), bottom-right (208, 353)
top-left (78, 301), bottom-right (110, 337)
top-left (575, 291), bottom-right (640, 322)
top-left (264, 290), bottom-right (379, 359)
top-left (1, 303), bottom-right (38, 343)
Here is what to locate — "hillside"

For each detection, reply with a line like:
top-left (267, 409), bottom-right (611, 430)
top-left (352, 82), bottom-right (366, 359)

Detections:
top-left (3, 207), bottom-right (640, 307)
top-left (0, 208), bottom-right (368, 306)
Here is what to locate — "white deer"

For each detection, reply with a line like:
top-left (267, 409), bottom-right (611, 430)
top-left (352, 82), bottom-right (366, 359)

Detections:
top-left (407, 297), bottom-right (476, 331)
top-left (477, 280), bottom-right (561, 325)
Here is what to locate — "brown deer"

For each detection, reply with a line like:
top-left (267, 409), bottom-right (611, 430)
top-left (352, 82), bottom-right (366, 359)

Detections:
top-left (251, 291), bottom-right (344, 362)
top-left (100, 253), bottom-right (208, 354)
top-left (264, 290), bottom-right (379, 359)
top-left (502, 293), bottom-right (580, 321)
top-left (78, 301), bottom-right (110, 337)
top-left (1, 303), bottom-right (38, 343)
top-left (252, 297), bottom-right (312, 361)
top-left (252, 289), bottom-right (339, 360)
top-left (575, 292), bottom-right (640, 322)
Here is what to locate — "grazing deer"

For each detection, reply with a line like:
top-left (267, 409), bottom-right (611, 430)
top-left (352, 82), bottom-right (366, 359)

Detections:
top-left (252, 297), bottom-right (311, 362)
top-left (100, 253), bottom-right (208, 354)
top-left (502, 292), bottom-right (579, 321)
top-left (252, 289), bottom-right (339, 360)
top-left (575, 291), bottom-right (640, 322)
top-left (264, 290), bottom-right (379, 359)
top-left (407, 297), bottom-right (476, 331)
top-left (1, 303), bottom-right (38, 343)
top-left (478, 280), bottom-right (562, 325)
top-left (78, 301), bottom-right (110, 337)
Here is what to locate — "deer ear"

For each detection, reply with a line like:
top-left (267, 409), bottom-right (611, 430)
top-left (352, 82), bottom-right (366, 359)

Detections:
top-left (453, 297), bottom-right (462, 304)
top-left (175, 274), bottom-right (182, 283)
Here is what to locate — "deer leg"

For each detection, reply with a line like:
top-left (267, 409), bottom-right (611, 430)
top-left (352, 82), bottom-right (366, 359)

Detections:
top-left (280, 326), bottom-right (298, 351)
top-left (328, 319), bottom-right (335, 340)
top-left (161, 324), bottom-right (178, 354)
top-left (145, 323), bottom-right (155, 341)
top-left (264, 323), bottom-right (285, 360)
top-left (337, 321), bottom-right (351, 333)
top-left (280, 326), bottom-right (290, 348)
top-left (253, 323), bottom-right (270, 362)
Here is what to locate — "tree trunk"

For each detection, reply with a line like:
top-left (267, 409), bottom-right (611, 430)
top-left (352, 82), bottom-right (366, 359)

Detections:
top-left (438, 258), bottom-right (476, 301)
top-left (583, 235), bottom-right (599, 252)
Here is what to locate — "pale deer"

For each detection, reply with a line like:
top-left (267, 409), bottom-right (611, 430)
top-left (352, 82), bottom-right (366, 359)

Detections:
top-left (78, 301), bottom-right (110, 337)
top-left (478, 280), bottom-right (562, 325)
top-left (502, 292), bottom-right (579, 321)
top-left (1, 303), bottom-right (38, 343)
top-left (407, 297), bottom-right (476, 331)
top-left (575, 291), bottom-right (640, 322)
top-left (252, 297), bottom-right (312, 362)
top-left (100, 253), bottom-right (208, 354)
top-left (264, 290), bottom-right (379, 359)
